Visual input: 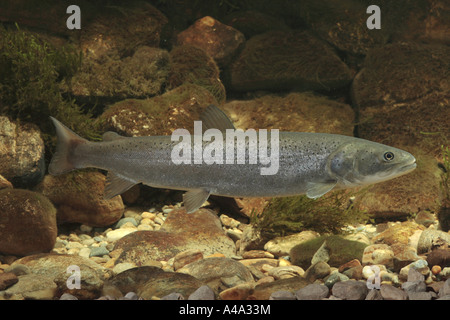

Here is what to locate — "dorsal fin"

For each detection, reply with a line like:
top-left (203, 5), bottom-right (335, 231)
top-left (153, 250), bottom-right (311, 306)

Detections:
top-left (200, 105), bottom-right (235, 133)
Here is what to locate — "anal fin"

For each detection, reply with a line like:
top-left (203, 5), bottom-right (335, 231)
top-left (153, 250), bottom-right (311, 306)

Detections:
top-left (104, 172), bottom-right (137, 199)
top-left (183, 188), bottom-right (210, 213)
top-left (306, 181), bottom-right (337, 199)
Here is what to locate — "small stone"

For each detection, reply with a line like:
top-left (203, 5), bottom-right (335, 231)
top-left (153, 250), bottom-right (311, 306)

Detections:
top-left (268, 266), bottom-right (305, 280)
top-left (220, 214), bottom-right (241, 228)
top-left (331, 280), bottom-right (368, 300)
top-left (59, 293), bottom-right (79, 300)
top-left (407, 267), bottom-right (425, 282)
top-left (90, 246), bottom-right (109, 257)
top-left (188, 285), bottom-right (215, 300)
top-left (304, 261), bottom-right (331, 282)
top-left (365, 289), bottom-right (383, 300)
top-left (408, 292), bottom-right (433, 300)
top-left (362, 244), bottom-right (394, 268)
top-left (219, 282), bottom-right (254, 300)
top-left (440, 279), bottom-right (450, 297)
top-left (173, 250), bottom-right (204, 271)
top-left (141, 211), bottom-right (156, 219)
top-left (0, 272), bottom-right (18, 290)
top-left (123, 292), bottom-right (139, 300)
top-left (106, 228), bottom-right (137, 242)
top-left (112, 262), bottom-right (137, 274)
top-left (324, 272), bottom-right (349, 288)
top-left (432, 265), bottom-right (442, 275)
top-left (79, 247), bottom-right (91, 258)
top-left (80, 225), bottom-right (93, 233)
top-left (242, 250), bottom-right (274, 259)
top-left (295, 284), bottom-right (329, 300)
top-left (160, 292), bottom-right (184, 300)
top-left (402, 281), bottom-right (426, 293)
top-left (380, 284), bottom-right (408, 300)
top-left (269, 290), bottom-right (296, 300)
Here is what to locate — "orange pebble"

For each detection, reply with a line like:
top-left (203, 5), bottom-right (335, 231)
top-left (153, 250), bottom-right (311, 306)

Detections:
top-left (431, 265), bottom-right (441, 275)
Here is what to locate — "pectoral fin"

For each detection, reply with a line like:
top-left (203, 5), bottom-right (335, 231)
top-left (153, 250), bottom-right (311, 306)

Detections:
top-left (306, 181), bottom-right (337, 199)
top-left (102, 131), bottom-right (126, 141)
top-left (104, 172), bottom-right (137, 199)
top-left (200, 105), bottom-right (236, 133)
top-left (183, 188), bottom-right (210, 213)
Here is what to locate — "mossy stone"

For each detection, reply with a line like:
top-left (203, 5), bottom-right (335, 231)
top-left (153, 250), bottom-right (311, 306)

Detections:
top-left (290, 235), bottom-right (368, 270)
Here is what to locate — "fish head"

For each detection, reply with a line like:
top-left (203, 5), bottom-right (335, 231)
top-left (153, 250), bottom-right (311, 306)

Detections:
top-left (328, 140), bottom-right (416, 187)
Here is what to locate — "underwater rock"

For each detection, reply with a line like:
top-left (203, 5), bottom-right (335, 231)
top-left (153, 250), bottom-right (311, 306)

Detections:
top-left (290, 235), bottom-right (368, 270)
top-left (67, 46), bottom-right (170, 102)
top-left (224, 30), bottom-right (353, 93)
top-left (331, 280), bottom-right (368, 300)
top-left (104, 266), bottom-right (203, 300)
top-left (167, 45), bottom-right (226, 103)
top-left (101, 83), bottom-right (218, 137)
top-left (35, 171), bottom-right (124, 227)
top-left (417, 229), bottom-right (450, 254)
top-left (177, 257), bottom-right (254, 293)
top-left (0, 272), bottom-right (18, 291)
top-left (9, 253), bottom-right (110, 299)
top-left (352, 42), bottom-right (449, 110)
top-left (362, 244), bottom-right (395, 268)
top-left (0, 189), bottom-right (57, 256)
top-left (113, 208), bottom-right (236, 265)
top-left (427, 248), bottom-right (450, 269)
top-left (372, 221), bottom-right (425, 247)
top-left (250, 276), bottom-right (310, 300)
top-left (138, 271), bottom-right (203, 300)
top-left (176, 16), bottom-right (245, 68)
top-left (295, 0), bottom-right (390, 55)
top-left (222, 10), bottom-right (290, 39)
top-left (222, 92), bottom-right (355, 135)
top-left (0, 274), bottom-right (57, 300)
top-left (78, 2), bottom-right (168, 60)
top-left (264, 231), bottom-right (321, 257)
top-left (0, 174), bottom-right (13, 190)
top-left (0, 117), bottom-right (45, 188)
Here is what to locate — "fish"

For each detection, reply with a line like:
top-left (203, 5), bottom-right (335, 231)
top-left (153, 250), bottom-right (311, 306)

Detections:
top-left (48, 105), bottom-right (417, 213)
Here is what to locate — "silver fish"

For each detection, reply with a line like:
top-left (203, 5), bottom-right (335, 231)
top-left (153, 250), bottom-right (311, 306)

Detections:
top-left (49, 105), bottom-right (416, 213)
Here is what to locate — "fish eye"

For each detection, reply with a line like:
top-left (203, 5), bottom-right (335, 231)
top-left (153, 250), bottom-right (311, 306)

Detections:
top-left (383, 152), bottom-right (394, 161)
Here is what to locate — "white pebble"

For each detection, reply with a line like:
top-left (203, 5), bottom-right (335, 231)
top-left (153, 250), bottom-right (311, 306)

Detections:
top-left (106, 229), bottom-right (137, 242)
top-left (79, 247), bottom-right (91, 258)
top-left (113, 262), bottom-right (137, 274)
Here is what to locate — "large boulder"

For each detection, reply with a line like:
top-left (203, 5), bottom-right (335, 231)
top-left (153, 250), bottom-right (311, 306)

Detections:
top-left (0, 189), bottom-right (57, 256)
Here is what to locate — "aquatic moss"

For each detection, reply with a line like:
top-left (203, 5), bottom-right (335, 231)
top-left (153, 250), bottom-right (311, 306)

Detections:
top-left (0, 25), bottom-right (101, 149)
top-left (251, 190), bottom-right (368, 238)
top-left (167, 45), bottom-right (226, 104)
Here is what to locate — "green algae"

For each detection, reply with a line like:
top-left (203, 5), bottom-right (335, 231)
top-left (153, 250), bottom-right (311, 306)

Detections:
top-left (0, 25), bottom-right (101, 148)
top-left (251, 190), bottom-right (369, 238)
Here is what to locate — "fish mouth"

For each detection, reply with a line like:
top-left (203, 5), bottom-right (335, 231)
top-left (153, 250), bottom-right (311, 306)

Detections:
top-left (397, 158), bottom-right (417, 173)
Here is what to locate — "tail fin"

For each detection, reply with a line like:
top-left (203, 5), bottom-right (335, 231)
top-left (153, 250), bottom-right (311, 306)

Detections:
top-left (48, 117), bottom-right (87, 175)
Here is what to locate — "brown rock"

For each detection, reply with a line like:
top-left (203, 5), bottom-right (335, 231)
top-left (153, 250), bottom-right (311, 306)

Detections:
top-left (372, 221), bottom-right (424, 246)
top-left (225, 30), bottom-right (353, 92)
top-left (101, 83), bottom-right (218, 137)
top-left (0, 189), bottom-right (57, 256)
top-left (173, 250), bottom-right (204, 271)
top-left (0, 272), bottom-right (18, 290)
top-left (250, 277), bottom-right (310, 300)
top-left (427, 248), bottom-right (450, 269)
top-left (114, 209), bottom-right (236, 265)
top-left (0, 117), bottom-right (45, 188)
top-left (219, 282), bottom-right (254, 300)
top-left (176, 16), bottom-right (245, 67)
top-left (35, 171), bottom-right (124, 227)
